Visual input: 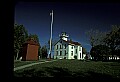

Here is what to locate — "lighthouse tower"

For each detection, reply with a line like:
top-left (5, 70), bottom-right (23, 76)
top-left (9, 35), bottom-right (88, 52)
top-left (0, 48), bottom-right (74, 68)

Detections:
top-left (59, 32), bottom-right (69, 41)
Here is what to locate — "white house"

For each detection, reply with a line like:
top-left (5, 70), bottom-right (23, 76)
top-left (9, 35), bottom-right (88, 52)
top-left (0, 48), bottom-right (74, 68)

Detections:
top-left (54, 32), bottom-right (85, 60)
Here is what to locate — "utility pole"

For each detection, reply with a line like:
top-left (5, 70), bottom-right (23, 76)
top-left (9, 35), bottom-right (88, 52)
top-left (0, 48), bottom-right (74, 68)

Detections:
top-left (49, 10), bottom-right (53, 59)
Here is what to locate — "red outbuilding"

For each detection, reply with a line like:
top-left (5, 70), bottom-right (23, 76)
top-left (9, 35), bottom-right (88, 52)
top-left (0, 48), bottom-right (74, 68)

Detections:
top-left (22, 38), bottom-right (39, 61)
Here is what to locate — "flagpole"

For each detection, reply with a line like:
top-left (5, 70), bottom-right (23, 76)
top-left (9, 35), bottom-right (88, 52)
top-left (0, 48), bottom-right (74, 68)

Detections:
top-left (49, 10), bottom-right (53, 59)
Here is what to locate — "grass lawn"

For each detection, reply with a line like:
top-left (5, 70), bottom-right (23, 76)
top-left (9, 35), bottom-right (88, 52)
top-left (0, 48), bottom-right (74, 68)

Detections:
top-left (14, 59), bottom-right (120, 80)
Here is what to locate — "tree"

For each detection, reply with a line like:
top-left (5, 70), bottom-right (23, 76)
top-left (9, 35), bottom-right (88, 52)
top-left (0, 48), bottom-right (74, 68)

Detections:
top-left (90, 45), bottom-right (110, 61)
top-left (28, 34), bottom-right (40, 44)
top-left (41, 45), bottom-right (48, 59)
top-left (104, 25), bottom-right (120, 58)
top-left (14, 24), bottom-right (28, 60)
top-left (87, 25), bottom-right (120, 60)
top-left (86, 29), bottom-right (106, 47)
top-left (82, 47), bottom-right (87, 54)
top-left (86, 29), bottom-right (108, 61)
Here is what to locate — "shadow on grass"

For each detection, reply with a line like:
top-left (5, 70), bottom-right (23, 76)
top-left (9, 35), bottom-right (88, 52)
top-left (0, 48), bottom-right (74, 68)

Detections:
top-left (14, 67), bottom-right (120, 80)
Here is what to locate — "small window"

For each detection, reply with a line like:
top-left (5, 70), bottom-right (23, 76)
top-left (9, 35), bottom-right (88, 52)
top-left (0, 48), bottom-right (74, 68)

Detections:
top-left (60, 51), bottom-right (62, 56)
top-left (65, 50), bottom-right (66, 56)
top-left (71, 51), bottom-right (73, 56)
top-left (80, 53), bottom-right (81, 58)
top-left (60, 45), bottom-right (62, 49)
top-left (56, 45), bottom-right (58, 49)
top-left (71, 46), bottom-right (73, 49)
top-left (76, 49), bottom-right (77, 54)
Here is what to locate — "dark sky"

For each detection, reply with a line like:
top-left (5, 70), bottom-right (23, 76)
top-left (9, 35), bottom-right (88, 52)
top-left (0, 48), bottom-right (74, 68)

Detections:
top-left (15, 2), bottom-right (120, 52)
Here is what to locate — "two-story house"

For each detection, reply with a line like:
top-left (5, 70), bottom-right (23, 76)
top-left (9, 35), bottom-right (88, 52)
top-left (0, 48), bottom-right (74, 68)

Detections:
top-left (54, 32), bottom-right (85, 60)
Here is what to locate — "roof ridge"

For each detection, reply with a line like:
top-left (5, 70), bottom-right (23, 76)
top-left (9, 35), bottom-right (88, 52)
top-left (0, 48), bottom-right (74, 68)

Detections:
top-left (62, 39), bottom-right (81, 45)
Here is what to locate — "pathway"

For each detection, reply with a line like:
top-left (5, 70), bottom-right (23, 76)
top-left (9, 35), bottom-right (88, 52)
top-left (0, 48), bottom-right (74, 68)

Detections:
top-left (14, 60), bottom-right (57, 71)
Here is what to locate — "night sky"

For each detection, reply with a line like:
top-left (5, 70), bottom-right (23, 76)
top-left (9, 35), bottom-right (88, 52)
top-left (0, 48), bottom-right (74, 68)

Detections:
top-left (15, 2), bottom-right (120, 53)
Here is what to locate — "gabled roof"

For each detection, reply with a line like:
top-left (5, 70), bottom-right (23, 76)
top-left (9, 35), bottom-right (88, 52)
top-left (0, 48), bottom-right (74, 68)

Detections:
top-left (54, 39), bottom-right (61, 46)
top-left (54, 39), bottom-right (81, 46)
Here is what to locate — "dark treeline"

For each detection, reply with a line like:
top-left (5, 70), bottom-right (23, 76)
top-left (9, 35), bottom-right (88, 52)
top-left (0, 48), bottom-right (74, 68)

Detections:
top-left (86, 25), bottom-right (120, 61)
